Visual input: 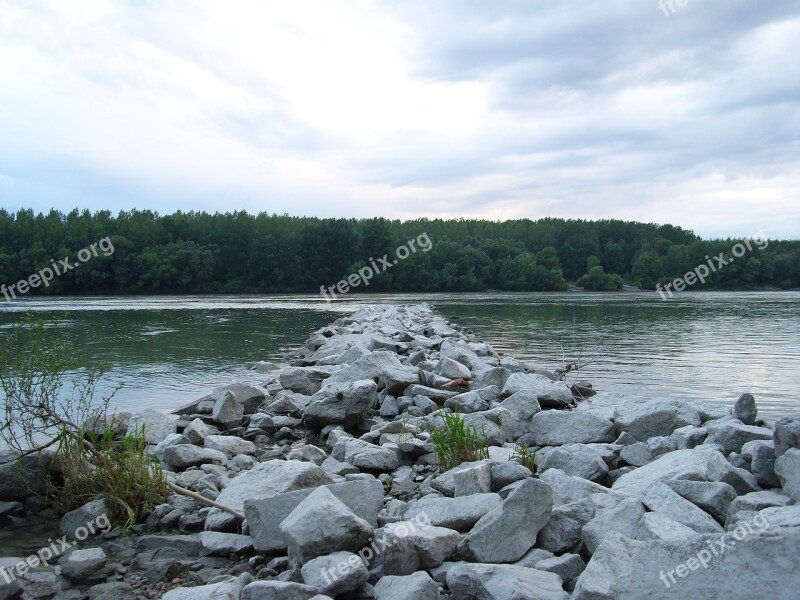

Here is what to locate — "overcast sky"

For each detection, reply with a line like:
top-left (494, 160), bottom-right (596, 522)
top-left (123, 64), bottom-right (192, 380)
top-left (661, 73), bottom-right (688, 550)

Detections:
top-left (1, 0), bottom-right (798, 239)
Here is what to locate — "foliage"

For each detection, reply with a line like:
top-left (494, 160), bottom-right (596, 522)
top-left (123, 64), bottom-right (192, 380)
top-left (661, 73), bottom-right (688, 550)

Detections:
top-left (425, 410), bottom-right (489, 472)
top-left (0, 314), bottom-right (166, 528)
top-left (1, 208), bottom-right (798, 293)
top-left (510, 443), bottom-right (537, 473)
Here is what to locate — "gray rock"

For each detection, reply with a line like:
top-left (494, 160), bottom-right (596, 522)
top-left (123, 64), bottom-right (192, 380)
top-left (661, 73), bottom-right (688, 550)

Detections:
top-left (774, 416), bottom-right (800, 457)
top-left (640, 482), bottom-right (724, 534)
top-left (705, 419), bottom-right (773, 454)
top-left (162, 445), bottom-right (227, 469)
top-left (775, 448), bottom-right (800, 502)
top-left (612, 448), bottom-right (726, 497)
top-left (741, 439), bottom-right (780, 488)
top-left (538, 444), bottom-right (609, 483)
top-left (211, 391), bottom-right (244, 428)
top-left (441, 340), bottom-right (483, 369)
top-left (197, 531), bottom-right (254, 555)
top-left (383, 521), bottom-right (460, 574)
top-left (732, 393), bottom-right (757, 425)
top-left (206, 460), bottom-right (334, 531)
top-left (499, 390), bottom-right (542, 436)
top-left (453, 462), bottom-right (492, 496)
top-left (582, 497), bottom-right (645, 554)
top-left (127, 408), bottom-right (177, 444)
top-left (182, 418), bottom-right (217, 444)
top-left (537, 501), bottom-right (595, 553)
top-left (535, 553), bottom-right (586, 584)
top-left (241, 581), bottom-right (320, 600)
top-left (301, 551), bottom-right (369, 596)
top-left (636, 512), bottom-right (702, 544)
top-left (60, 547), bottom-right (107, 583)
top-left (445, 386), bottom-right (500, 414)
top-left (60, 498), bottom-right (108, 538)
top-left (466, 478), bottom-right (553, 563)
top-left (279, 367), bottom-right (331, 395)
top-left (327, 353), bottom-right (420, 395)
top-left (670, 425), bottom-right (708, 449)
top-left (163, 575), bottom-right (252, 600)
top-left (538, 468), bottom-right (621, 507)
top-left (705, 450), bottom-right (760, 495)
top-left (490, 461), bottom-right (532, 490)
top-left (280, 486), bottom-right (374, 565)
top-left (304, 380), bottom-right (377, 428)
top-left (435, 356), bottom-right (471, 380)
top-left (249, 413), bottom-right (275, 432)
top-left (613, 399), bottom-right (701, 441)
top-left (572, 528), bottom-right (800, 600)
top-left (403, 493), bottom-right (502, 532)
top-left (88, 582), bottom-right (136, 600)
top-left (374, 572), bottom-right (440, 600)
top-left (332, 437), bottom-right (399, 472)
top-left (245, 478), bottom-right (384, 553)
top-left (203, 434), bottom-right (256, 456)
top-left (619, 442), bottom-right (653, 467)
top-left (664, 479), bottom-right (737, 524)
top-left (725, 491), bottom-right (792, 527)
top-left (447, 563), bottom-right (568, 600)
top-left (523, 410), bottom-right (615, 446)
top-left (501, 373), bottom-right (573, 408)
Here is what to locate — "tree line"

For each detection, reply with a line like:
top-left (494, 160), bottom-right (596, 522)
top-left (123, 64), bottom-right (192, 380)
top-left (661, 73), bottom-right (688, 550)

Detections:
top-left (1, 208), bottom-right (798, 295)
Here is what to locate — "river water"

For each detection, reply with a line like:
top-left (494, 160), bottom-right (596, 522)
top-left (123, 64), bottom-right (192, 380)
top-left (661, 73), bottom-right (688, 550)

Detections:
top-left (0, 291), bottom-right (798, 422)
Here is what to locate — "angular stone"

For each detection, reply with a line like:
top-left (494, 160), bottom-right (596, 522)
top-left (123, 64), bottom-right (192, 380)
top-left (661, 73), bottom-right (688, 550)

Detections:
top-left (241, 581), bottom-right (320, 600)
top-left (524, 410), bottom-right (615, 446)
top-left (163, 575), bottom-right (252, 600)
top-left (211, 391), bottom-right (244, 428)
top-left (741, 439), bottom-right (780, 488)
top-left (127, 409), bottom-right (177, 444)
top-left (490, 461), bottom-right (532, 490)
top-left (613, 399), bottom-right (701, 441)
top-left (453, 462), bottom-right (492, 496)
top-left (636, 512), bottom-right (702, 544)
top-left (206, 460), bottom-right (334, 531)
top-left (383, 521), bottom-right (460, 574)
top-left (60, 547), bottom-right (107, 583)
top-left (60, 498), bottom-right (108, 538)
top-left (705, 419), bottom-right (773, 454)
top-left (775, 448), bottom-right (800, 502)
top-left (619, 442), bottom-right (653, 467)
top-left (501, 373), bottom-right (573, 408)
top-left (582, 497), bottom-right (645, 554)
top-left (447, 563), bottom-right (569, 600)
top-left (331, 437), bottom-right (399, 472)
top-left (640, 482), bottom-right (723, 534)
top-left (466, 478), bottom-right (553, 563)
top-left (538, 444), bottom-right (609, 483)
top-left (445, 386), bottom-right (500, 414)
top-left (732, 393), bottom-right (757, 425)
top-left (500, 390), bottom-right (542, 436)
top-left (612, 448), bottom-right (722, 497)
top-left (304, 379), bottom-right (377, 428)
top-left (280, 486), bottom-right (374, 565)
top-left (245, 478), bottom-right (384, 553)
top-left (279, 367), bottom-right (331, 395)
top-left (182, 418), bottom-right (217, 444)
top-left (301, 551), bottom-right (369, 596)
top-left (535, 553), bottom-right (587, 584)
top-left (435, 356), bottom-right (471, 380)
top-left (537, 501), bottom-right (595, 553)
top-left (664, 479), bottom-right (737, 524)
top-left (725, 491), bottom-right (792, 527)
top-left (162, 445), bottom-right (227, 469)
top-left (774, 416), bottom-right (800, 457)
top-left (203, 434), bottom-right (256, 457)
top-left (403, 493), bottom-right (502, 532)
top-left (374, 571), bottom-right (440, 600)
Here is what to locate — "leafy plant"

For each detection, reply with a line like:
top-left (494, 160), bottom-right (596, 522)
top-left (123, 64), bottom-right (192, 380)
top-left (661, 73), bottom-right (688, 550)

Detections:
top-left (0, 314), bottom-right (166, 528)
top-left (510, 443), bottom-right (537, 473)
top-left (425, 410), bottom-right (489, 472)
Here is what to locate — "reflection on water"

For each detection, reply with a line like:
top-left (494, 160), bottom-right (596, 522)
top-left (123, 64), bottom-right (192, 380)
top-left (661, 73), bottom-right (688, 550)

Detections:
top-left (0, 292), bottom-right (798, 420)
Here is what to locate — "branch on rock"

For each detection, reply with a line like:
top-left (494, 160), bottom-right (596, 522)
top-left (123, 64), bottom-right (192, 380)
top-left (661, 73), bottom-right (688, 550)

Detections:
top-left (167, 482), bottom-right (245, 521)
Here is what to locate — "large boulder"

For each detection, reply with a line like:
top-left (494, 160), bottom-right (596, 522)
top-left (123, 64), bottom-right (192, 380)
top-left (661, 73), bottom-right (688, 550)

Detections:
top-left (374, 571), bottom-right (440, 600)
top-left (732, 393), bottom-right (757, 425)
top-left (304, 379), bottom-right (377, 428)
top-left (640, 482), bottom-right (724, 534)
top-left (581, 497), bottom-right (645, 554)
top-left (435, 356), bottom-right (471, 380)
top-left (612, 448), bottom-right (732, 497)
top-left (524, 410), bottom-right (615, 446)
top-left (0, 451), bottom-right (54, 501)
top-left (127, 409), bottom-right (177, 444)
top-left (613, 398), bottom-right (701, 441)
top-left (465, 478), bottom-right (553, 563)
top-left (206, 460), bottom-right (334, 531)
top-left (537, 501), bottom-right (595, 554)
top-left (383, 521), bottom-right (460, 574)
top-left (537, 445), bottom-right (609, 483)
top-left (331, 437), bottom-right (399, 472)
top-left (211, 383), bottom-right (267, 414)
top-left (211, 391), bottom-right (244, 428)
top-left (244, 478), bottom-right (384, 553)
top-left (403, 493), bottom-right (502, 532)
top-left (501, 373), bottom-right (573, 408)
top-left (279, 367), bottom-right (332, 395)
top-left (572, 527), bottom-right (800, 600)
top-left (774, 416), bottom-right (800, 457)
top-left (300, 551), bottom-right (369, 596)
top-left (326, 352), bottom-right (420, 395)
top-left (704, 419), bottom-right (773, 454)
top-left (280, 486), bottom-right (374, 565)
top-left (663, 480), bottom-right (737, 524)
top-left (446, 563), bottom-right (569, 600)
top-left (775, 448), bottom-right (800, 502)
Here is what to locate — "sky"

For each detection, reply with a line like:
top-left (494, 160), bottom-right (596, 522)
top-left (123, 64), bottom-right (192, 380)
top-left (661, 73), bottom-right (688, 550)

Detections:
top-left (0, 0), bottom-right (798, 239)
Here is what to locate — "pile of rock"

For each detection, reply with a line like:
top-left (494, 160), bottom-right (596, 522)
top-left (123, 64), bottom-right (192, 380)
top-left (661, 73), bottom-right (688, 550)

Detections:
top-left (1, 303), bottom-right (799, 599)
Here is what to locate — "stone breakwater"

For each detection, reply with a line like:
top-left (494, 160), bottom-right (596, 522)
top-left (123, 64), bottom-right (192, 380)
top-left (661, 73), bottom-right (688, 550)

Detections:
top-left (1, 303), bottom-right (800, 599)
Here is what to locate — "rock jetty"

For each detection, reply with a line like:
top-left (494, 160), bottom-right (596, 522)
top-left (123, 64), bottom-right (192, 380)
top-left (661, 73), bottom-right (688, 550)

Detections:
top-left (1, 303), bottom-right (799, 599)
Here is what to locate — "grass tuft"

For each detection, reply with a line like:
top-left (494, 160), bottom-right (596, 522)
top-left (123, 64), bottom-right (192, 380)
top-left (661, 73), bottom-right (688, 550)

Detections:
top-left (426, 410), bottom-right (489, 472)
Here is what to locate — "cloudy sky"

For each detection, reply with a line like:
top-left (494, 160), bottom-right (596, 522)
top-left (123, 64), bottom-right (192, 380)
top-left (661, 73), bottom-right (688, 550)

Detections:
top-left (1, 0), bottom-right (798, 238)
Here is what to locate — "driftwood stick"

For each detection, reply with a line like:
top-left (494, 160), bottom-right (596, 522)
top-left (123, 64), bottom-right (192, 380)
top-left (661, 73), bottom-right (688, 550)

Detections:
top-left (167, 482), bottom-right (245, 521)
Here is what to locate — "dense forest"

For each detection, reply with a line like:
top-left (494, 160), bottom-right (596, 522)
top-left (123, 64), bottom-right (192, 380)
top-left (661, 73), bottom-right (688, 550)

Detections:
top-left (1, 209), bottom-right (798, 295)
